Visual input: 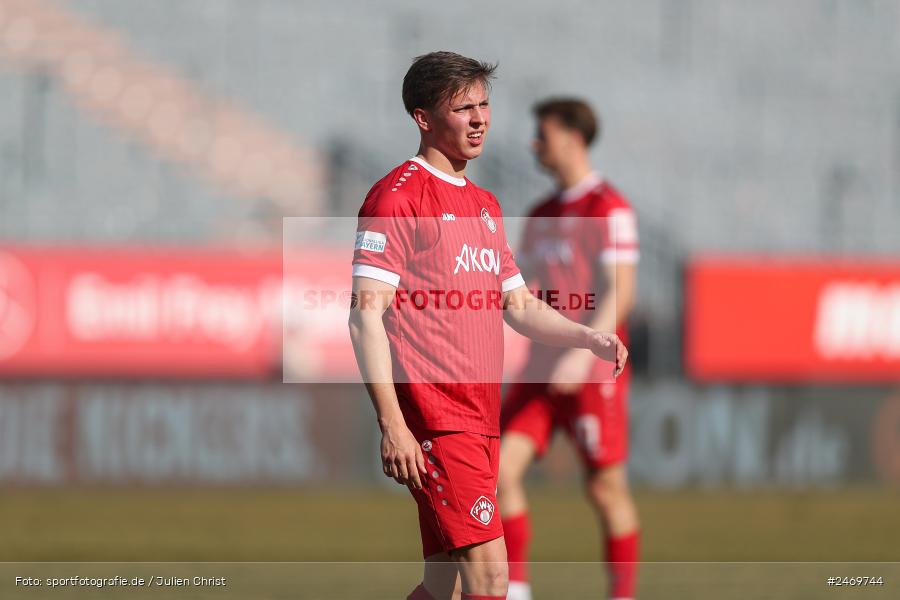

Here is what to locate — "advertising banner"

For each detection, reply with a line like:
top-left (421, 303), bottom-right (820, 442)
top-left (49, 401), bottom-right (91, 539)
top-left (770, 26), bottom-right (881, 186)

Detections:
top-left (685, 257), bottom-right (900, 382)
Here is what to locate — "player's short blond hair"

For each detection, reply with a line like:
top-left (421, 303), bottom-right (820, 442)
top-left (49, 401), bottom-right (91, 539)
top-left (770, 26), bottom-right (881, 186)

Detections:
top-left (402, 51), bottom-right (497, 116)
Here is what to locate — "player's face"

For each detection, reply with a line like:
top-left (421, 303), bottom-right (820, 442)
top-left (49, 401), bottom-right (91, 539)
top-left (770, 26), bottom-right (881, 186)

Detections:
top-left (429, 83), bottom-right (491, 161)
top-left (533, 116), bottom-right (578, 172)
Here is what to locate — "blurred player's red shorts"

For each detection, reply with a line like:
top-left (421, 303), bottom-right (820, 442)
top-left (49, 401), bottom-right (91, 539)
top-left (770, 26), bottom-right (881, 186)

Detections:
top-left (408, 429), bottom-right (503, 559)
top-left (501, 367), bottom-right (631, 469)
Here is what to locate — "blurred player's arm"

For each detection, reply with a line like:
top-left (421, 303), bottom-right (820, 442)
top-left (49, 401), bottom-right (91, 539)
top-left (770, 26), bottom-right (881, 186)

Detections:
top-left (502, 284), bottom-right (627, 376)
top-left (584, 260), bottom-right (636, 345)
top-left (348, 276), bottom-right (427, 490)
top-left (548, 261), bottom-right (635, 393)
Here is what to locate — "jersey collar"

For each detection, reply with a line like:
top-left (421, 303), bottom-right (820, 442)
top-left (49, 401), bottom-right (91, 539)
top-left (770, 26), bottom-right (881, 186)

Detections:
top-left (559, 171), bottom-right (603, 203)
top-left (410, 156), bottom-right (467, 187)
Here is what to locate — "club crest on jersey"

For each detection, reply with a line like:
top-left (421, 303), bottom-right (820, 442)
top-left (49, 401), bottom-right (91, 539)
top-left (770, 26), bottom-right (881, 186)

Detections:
top-left (470, 495), bottom-right (495, 525)
top-left (480, 208), bottom-right (497, 234)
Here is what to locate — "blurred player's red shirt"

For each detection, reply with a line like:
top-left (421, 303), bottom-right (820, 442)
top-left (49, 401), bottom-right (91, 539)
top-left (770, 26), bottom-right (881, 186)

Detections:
top-left (352, 158), bottom-right (524, 436)
top-left (517, 172), bottom-right (638, 381)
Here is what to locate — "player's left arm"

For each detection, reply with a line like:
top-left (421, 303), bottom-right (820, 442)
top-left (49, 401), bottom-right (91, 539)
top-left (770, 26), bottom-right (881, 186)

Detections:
top-left (502, 284), bottom-right (628, 376)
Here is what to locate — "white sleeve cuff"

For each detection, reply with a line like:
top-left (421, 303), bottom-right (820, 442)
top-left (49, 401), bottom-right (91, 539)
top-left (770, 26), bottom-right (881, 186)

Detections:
top-left (501, 273), bottom-right (526, 292)
top-left (352, 263), bottom-right (401, 287)
top-left (600, 248), bottom-right (640, 264)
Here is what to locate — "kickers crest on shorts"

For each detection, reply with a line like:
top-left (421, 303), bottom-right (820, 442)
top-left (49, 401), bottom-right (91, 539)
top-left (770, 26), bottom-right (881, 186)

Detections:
top-left (469, 495), bottom-right (495, 525)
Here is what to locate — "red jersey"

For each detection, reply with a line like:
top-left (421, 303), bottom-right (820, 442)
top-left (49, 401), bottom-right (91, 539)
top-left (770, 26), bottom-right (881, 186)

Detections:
top-left (517, 172), bottom-right (639, 381)
top-left (352, 157), bottom-right (524, 436)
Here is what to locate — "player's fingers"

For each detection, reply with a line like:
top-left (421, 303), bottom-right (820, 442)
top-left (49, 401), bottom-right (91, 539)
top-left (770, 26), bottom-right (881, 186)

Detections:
top-left (407, 456), bottom-right (424, 490)
top-left (415, 447), bottom-right (428, 477)
top-left (395, 458), bottom-right (409, 484)
top-left (389, 457), bottom-right (404, 482)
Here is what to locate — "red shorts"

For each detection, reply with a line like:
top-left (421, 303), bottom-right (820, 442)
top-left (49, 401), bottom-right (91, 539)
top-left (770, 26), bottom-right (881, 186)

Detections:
top-left (501, 368), bottom-right (630, 469)
top-left (408, 429), bottom-right (504, 559)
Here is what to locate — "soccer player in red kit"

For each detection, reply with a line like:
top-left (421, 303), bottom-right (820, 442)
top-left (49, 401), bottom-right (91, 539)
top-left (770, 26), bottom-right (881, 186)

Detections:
top-left (348, 55), bottom-right (628, 600)
top-left (499, 99), bottom-right (641, 600)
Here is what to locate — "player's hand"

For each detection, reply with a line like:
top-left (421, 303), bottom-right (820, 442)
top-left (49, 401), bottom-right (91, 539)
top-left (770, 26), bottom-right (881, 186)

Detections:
top-left (547, 349), bottom-right (594, 395)
top-left (587, 331), bottom-right (628, 378)
top-left (380, 423), bottom-right (428, 490)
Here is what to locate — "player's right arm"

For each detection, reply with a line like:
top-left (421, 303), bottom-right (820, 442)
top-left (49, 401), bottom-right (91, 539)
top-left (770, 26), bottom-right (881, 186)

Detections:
top-left (348, 275), bottom-right (427, 490)
top-left (349, 175), bottom-right (427, 491)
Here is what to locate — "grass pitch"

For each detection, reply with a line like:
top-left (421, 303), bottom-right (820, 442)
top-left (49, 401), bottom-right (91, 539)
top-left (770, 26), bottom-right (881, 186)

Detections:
top-left (1, 486), bottom-right (897, 598)
top-left (2, 486), bottom-right (897, 562)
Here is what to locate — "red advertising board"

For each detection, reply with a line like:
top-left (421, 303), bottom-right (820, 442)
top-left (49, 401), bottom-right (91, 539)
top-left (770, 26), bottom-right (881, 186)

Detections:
top-left (0, 247), bottom-right (285, 377)
top-left (0, 246), bottom-right (354, 378)
top-left (686, 256), bottom-right (900, 382)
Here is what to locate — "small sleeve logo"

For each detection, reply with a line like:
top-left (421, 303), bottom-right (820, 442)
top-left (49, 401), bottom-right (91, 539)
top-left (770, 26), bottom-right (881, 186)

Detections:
top-left (355, 231), bottom-right (387, 253)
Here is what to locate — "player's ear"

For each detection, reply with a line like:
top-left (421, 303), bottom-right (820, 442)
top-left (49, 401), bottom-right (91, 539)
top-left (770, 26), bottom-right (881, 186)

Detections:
top-left (412, 108), bottom-right (431, 133)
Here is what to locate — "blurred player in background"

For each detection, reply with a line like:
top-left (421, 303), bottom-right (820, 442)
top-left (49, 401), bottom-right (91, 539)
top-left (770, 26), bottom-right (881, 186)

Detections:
top-left (499, 99), bottom-right (640, 600)
top-left (349, 56), bottom-right (628, 600)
